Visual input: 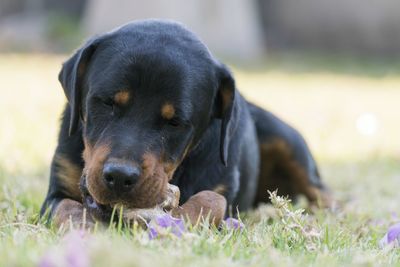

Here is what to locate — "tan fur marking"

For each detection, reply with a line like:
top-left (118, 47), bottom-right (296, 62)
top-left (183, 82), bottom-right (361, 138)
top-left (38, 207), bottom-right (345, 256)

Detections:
top-left (83, 143), bottom-right (172, 209)
top-left (164, 162), bottom-right (179, 181)
top-left (82, 138), bottom-right (93, 163)
top-left (161, 103), bottom-right (175, 120)
top-left (142, 153), bottom-right (158, 178)
top-left (255, 138), bottom-right (331, 207)
top-left (54, 155), bottom-right (82, 201)
top-left (162, 143), bottom-right (192, 181)
top-left (82, 138), bottom-right (182, 209)
top-left (220, 87), bottom-right (233, 115)
top-left (83, 143), bottom-right (112, 205)
top-left (114, 90), bottom-right (130, 105)
top-left (254, 139), bottom-right (292, 203)
top-left (213, 184), bottom-right (227, 195)
top-left (130, 156), bottom-right (168, 208)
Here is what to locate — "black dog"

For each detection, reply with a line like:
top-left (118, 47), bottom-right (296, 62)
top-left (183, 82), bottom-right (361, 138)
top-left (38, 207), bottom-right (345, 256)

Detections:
top-left (41, 20), bottom-right (331, 225)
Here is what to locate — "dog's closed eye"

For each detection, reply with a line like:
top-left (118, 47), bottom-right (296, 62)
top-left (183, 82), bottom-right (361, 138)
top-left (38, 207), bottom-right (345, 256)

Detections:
top-left (100, 98), bottom-right (116, 115)
top-left (167, 117), bottom-right (183, 128)
top-left (102, 98), bottom-right (114, 108)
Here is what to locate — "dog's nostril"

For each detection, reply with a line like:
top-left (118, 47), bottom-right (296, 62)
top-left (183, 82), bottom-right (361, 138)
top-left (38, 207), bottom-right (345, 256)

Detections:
top-left (105, 174), bottom-right (115, 185)
top-left (124, 179), bottom-right (133, 187)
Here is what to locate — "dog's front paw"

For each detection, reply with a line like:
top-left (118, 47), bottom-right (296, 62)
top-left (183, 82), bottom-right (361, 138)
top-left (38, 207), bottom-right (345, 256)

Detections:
top-left (53, 199), bottom-right (95, 229)
top-left (171, 190), bottom-right (227, 226)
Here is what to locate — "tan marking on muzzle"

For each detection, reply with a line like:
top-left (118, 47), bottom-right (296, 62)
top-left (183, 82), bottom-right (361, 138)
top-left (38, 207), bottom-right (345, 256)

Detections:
top-left (122, 152), bottom-right (169, 208)
top-left (81, 141), bottom-right (183, 209)
top-left (82, 141), bottom-right (112, 205)
top-left (142, 153), bottom-right (157, 178)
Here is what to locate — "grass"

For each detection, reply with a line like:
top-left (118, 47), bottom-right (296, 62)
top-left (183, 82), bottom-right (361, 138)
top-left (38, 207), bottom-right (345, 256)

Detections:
top-left (0, 53), bottom-right (399, 266)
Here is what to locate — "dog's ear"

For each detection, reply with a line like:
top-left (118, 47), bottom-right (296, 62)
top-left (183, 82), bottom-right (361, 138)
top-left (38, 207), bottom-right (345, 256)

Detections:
top-left (58, 37), bottom-right (101, 136)
top-left (215, 65), bottom-right (237, 166)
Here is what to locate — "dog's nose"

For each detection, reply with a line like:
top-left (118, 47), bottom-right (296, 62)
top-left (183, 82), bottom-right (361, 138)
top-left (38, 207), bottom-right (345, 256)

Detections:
top-left (103, 161), bottom-right (140, 193)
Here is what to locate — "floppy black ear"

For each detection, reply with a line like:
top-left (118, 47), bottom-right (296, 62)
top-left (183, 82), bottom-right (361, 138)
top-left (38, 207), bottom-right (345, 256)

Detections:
top-left (215, 65), bottom-right (237, 166)
top-left (58, 38), bottom-right (100, 136)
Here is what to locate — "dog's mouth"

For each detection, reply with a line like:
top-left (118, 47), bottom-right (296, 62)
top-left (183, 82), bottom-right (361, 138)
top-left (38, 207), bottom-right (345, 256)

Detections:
top-left (80, 176), bottom-right (113, 222)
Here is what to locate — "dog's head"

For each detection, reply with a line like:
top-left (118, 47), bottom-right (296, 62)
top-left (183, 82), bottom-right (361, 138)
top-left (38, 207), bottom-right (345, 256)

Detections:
top-left (59, 20), bottom-right (236, 210)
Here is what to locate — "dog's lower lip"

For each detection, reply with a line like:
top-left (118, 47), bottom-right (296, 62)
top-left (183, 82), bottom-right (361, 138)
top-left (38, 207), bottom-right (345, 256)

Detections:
top-left (86, 195), bottom-right (98, 209)
top-left (81, 175), bottom-right (105, 206)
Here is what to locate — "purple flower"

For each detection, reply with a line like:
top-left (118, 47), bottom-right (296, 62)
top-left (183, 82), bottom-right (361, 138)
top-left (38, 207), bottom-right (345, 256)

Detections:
top-left (379, 223), bottom-right (400, 248)
top-left (224, 217), bottom-right (245, 231)
top-left (38, 253), bottom-right (57, 267)
top-left (148, 225), bottom-right (159, 239)
top-left (38, 230), bottom-right (90, 267)
top-left (63, 231), bottom-right (90, 267)
top-left (148, 214), bottom-right (186, 239)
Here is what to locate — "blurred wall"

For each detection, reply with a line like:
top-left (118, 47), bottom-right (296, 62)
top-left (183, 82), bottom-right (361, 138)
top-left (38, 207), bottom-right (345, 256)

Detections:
top-left (259, 0), bottom-right (400, 56)
top-left (0, 0), bottom-right (86, 52)
top-left (83, 0), bottom-right (266, 61)
top-left (1, 0), bottom-right (400, 58)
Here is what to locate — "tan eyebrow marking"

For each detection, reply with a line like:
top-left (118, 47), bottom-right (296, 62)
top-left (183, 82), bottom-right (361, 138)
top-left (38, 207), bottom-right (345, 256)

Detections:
top-left (114, 90), bottom-right (130, 105)
top-left (161, 103), bottom-right (175, 120)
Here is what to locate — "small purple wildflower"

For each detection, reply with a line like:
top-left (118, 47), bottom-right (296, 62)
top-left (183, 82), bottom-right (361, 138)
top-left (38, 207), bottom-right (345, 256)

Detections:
top-left (387, 223), bottom-right (400, 243)
top-left (64, 231), bottom-right (90, 267)
top-left (379, 222), bottom-right (400, 248)
top-left (148, 225), bottom-right (159, 239)
top-left (224, 217), bottom-right (245, 231)
top-left (148, 214), bottom-right (186, 239)
top-left (38, 230), bottom-right (90, 267)
top-left (38, 252), bottom-right (57, 267)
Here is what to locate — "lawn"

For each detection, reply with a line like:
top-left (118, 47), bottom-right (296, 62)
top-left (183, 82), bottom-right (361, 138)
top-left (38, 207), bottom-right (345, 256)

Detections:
top-left (0, 53), bottom-right (399, 266)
